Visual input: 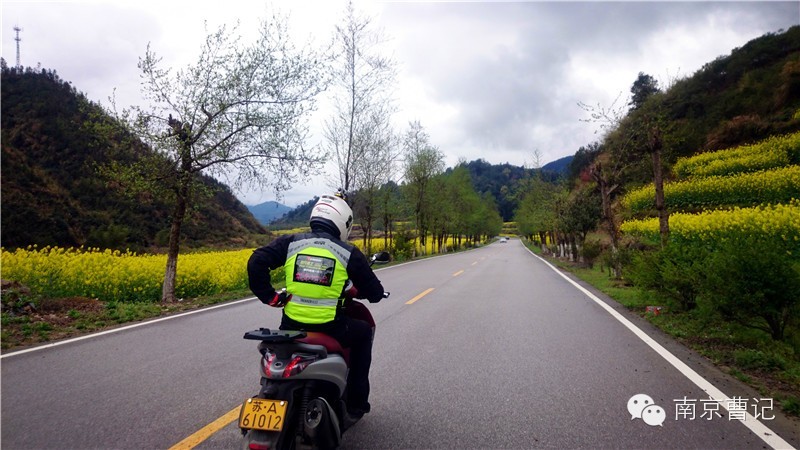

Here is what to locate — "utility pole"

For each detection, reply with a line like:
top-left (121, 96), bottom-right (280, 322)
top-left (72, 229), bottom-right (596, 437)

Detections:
top-left (14, 25), bottom-right (23, 70)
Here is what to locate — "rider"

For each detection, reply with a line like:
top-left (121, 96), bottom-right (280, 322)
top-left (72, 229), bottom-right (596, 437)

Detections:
top-left (247, 191), bottom-right (385, 418)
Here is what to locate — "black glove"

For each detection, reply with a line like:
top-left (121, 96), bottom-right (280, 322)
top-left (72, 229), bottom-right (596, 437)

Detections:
top-left (368, 292), bottom-right (389, 304)
top-left (264, 290), bottom-right (292, 308)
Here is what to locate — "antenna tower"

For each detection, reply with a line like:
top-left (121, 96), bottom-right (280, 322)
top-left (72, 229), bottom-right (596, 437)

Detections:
top-left (14, 25), bottom-right (23, 70)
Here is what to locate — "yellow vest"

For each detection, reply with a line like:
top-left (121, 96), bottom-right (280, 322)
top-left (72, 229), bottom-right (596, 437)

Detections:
top-left (283, 238), bottom-right (351, 324)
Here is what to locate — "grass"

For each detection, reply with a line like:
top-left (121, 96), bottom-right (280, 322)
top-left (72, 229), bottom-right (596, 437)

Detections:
top-left (0, 287), bottom-right (257, 351)
top-left (522, 239), bottom-right (800, 417)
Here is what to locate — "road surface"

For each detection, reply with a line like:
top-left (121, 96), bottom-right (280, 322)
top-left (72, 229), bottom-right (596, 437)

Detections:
top-left (2, 239), bottom-right (798, 449)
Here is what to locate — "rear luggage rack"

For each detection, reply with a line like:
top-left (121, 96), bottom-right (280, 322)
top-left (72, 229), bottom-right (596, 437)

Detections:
top-left (243, 328), bottom-right (307, 343)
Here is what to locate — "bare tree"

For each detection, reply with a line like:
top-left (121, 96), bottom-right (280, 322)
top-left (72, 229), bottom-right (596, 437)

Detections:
top-left (114, 16), bottom-right (328, 302)
top-left (325, 0), bottom-right (397, 194)
top-left (579, 95), bottom-right (638, 277)
top-left (579, 72), bottom-right (668, 276)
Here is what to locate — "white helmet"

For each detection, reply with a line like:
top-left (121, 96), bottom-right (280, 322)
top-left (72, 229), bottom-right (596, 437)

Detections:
top-left (309, 193), bottom-right (353, 239)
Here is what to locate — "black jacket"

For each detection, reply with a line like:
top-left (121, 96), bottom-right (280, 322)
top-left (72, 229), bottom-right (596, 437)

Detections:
top-left (247, 231), bottom-right (385, 307)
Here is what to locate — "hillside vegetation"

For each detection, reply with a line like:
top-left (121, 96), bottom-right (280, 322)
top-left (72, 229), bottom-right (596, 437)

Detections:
top-left (0, 62), bottom-right (266, 251)
top-left (514, 26), bottom-right (800, 414)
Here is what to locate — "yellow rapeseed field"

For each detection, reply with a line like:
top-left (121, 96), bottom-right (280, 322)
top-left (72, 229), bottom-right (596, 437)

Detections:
top-left (622, 165), bottom-right (800, 213)
top-left (0, 246), bottom-right (284, 303)
top-left (673, 131), bottom-right (800, 178)
top-left (2, 232), bottom-right (481, 303)
top-left (621, 133), bottom-right (800, 255)
top-left (620, 201), bottom-right (800, 253)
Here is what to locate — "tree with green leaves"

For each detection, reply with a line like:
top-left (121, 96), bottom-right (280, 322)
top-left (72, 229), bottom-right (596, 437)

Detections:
top-left (477, 192), bottom-right (504, 242)
top-left (514, 174), bottom-right (558, 251)
top-left (557, 185), bottom-right (602, 261)
top-left (442, 165), bottom-right (478, 249)
top-left (402, 121), bottom-right (444, 255)
top-left (629, 72), bottom-right (660, 111)
top-left (113, 16), bottom-right (327, 303)
top-left (376, 180), bottom-right (403, 250)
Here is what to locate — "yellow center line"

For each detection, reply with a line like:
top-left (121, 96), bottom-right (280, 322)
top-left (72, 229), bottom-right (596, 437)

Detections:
top-left (471, 261), bottom-right (478, 266)
top-left (171, 285), bottom-right (451, 447)
top-left (405, 288), bottom-right (435, 305)
top-left (169, 406), bottom-right (240, 450)
top-left (170, 273), bottom-right (456, 448)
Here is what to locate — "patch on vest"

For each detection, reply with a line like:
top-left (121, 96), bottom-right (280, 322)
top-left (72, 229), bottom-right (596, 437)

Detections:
top-left (293, 254), bottom-right (336, 287)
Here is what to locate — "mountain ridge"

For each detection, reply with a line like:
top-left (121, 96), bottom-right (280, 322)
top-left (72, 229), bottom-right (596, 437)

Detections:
top-left (0, 62), bottom-right (266, 251)
top-left (247, 201), bottom-right (292, 225)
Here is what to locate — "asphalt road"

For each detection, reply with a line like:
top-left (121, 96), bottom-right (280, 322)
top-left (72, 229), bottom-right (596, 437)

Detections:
top-left (2, 239), bottom-right (798, 449)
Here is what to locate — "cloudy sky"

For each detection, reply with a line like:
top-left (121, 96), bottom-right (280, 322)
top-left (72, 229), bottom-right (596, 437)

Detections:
top-left (3, 1), bottom-right (798, 207)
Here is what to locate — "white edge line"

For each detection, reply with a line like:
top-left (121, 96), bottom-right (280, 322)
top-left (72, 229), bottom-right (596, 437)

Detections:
top-left (523, 244), bottom-right (794, 450)
top-left (1, 297), bottom-right (256, 359)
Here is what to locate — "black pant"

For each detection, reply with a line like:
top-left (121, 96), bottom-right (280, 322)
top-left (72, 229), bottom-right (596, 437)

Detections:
top-left (280, 314), bottom-right (373, 412)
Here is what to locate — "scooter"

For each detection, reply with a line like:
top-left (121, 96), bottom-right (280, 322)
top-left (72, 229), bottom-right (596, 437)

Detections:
top-left (239, 251), bottom-right (391, 450)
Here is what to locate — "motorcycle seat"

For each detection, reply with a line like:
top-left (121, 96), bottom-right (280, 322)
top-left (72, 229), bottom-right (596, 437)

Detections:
top-left (300, 332), bottom-right (344, 354)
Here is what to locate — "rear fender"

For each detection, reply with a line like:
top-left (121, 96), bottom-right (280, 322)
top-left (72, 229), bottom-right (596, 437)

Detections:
top-left (289, 355), bottom-right (348, 394)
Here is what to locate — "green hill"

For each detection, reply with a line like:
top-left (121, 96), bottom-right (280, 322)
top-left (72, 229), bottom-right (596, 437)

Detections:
top-left (270, 197), bottom-right (318, 228)
top-left (627, 26), bottom-right (800, 173)
top-left (556, 26), bottom-right (800, 226)
top-left (0, 62), bottom-right (265, 251)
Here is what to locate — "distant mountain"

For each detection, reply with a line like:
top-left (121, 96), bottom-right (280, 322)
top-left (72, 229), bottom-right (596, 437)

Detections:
top-left (270, 197), bottom-right (318, 228)
top-left (0, 63), bottom-right (265, 251)
top-left (270, 158), bottom-right (573, 227)
top-left (541, 155), bottom-right (573, 175)
top-left (247, 201), bottom-right (292, 225)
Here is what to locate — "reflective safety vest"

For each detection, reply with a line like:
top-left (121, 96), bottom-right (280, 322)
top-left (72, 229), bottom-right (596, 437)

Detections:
top-left (283, 237), bottom-right (352, 324)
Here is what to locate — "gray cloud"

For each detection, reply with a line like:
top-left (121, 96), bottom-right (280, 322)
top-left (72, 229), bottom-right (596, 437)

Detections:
top-left (382, 1), bottom-right (799, 166)
top-left (3, 1), bottom-right (798, 205)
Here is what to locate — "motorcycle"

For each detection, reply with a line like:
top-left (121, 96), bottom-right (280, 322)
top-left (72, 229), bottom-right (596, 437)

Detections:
top-left (239, 251), bottom-right (391, 450)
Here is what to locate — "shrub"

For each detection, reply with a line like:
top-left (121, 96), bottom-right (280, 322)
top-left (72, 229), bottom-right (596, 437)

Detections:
top-left (700, 237), bottom-right (800, 341)
top-left (627, 242), bottom-right (708, 311)
top-left (600, 245), bottom-right (635, 278)
top-left (580, 240), bottom-right (603, 269)
top-left (390, 229), bottom-right (414, 262)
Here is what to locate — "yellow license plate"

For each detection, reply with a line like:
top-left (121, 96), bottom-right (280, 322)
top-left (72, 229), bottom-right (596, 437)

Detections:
top-left (239, 398), bottom-right (288, 431)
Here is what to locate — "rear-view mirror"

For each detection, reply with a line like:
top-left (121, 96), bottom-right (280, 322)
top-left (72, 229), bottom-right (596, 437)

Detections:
top-left (371, 251), bottom-right (391, 264)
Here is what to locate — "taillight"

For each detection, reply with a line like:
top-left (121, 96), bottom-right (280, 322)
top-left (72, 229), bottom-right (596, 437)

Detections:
top-left (249, 442), bottom-right (270, 450)
top-left (261, 352), bottom-right (276, 377)
top-left (282, 355), bottom-right (316, 378)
